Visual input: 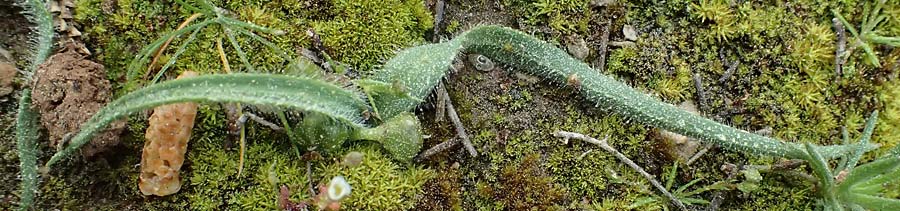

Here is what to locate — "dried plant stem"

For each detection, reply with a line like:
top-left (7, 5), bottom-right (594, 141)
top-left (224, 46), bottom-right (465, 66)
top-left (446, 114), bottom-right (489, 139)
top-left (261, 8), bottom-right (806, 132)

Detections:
top-left (833, 17), bottom-right (846, 76)
top-left (416, 138), bottom-right (460, 161)
top-left (693, 73), bottom-right (708, 112)
top-left (553, 131), bottom-right (688, 211)
top-left (718, 60), bottom-right (738, 83)
top-left (238, 112), bottom-right (285, 131)
top-left (216, 37), bottom-right (249, 175)
top-left (596, 21), bottom-right (610, 71)
top-left (435, 82), bottom-right (447, 122)
top-left (307, 162), bottom-right (315, 196)
top-left (439, 84), bottom-right (477, 157)
top-left (686, 143), bottom-right (713, 166)
top-left (146, 13), bottom-right (203, 79)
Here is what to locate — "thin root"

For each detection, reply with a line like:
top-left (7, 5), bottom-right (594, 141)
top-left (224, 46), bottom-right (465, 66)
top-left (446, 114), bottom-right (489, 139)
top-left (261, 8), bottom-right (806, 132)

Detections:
top-left (553, 131), bottom-right (688, 211)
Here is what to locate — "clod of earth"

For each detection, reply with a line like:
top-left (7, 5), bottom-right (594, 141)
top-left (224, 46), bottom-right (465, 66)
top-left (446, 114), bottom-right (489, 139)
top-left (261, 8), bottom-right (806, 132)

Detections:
top-left (0, 62), bottom-right (15, 97)
top-left (139, 71), bottom-right (199, 196)
top-left (31, 50), bottom-right (123, 158)
top-left (652, 100), bottom-right (702, 163)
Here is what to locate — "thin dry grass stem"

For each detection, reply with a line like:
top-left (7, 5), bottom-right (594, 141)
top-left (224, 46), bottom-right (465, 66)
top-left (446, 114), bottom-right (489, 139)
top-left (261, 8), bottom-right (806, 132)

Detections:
top-left (215, 37), bottom-right (248, 175)
top-left (145, 13), bottom-right (203, 79)
top-left (553, 131), bottom-right (688, 211)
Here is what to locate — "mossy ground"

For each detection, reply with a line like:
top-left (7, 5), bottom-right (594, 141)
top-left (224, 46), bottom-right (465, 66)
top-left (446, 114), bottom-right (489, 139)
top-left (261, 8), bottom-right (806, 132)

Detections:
top-left (3, 0), bottom-right (899, 210)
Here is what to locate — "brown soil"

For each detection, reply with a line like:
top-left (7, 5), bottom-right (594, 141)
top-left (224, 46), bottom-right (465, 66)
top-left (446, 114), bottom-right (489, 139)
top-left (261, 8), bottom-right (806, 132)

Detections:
top-left (0, 62), bottom-right (14, 97)
top-left (0, 0), bottom-right (33, 65)
top-left (31, 49), bottom-right (124, 158)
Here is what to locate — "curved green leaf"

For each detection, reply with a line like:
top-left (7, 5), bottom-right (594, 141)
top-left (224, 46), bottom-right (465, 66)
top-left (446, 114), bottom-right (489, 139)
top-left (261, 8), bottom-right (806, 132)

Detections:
top-left (46, 73), bottom-right (369, 167)
top-left (368, 25), bottom-right (870, 160)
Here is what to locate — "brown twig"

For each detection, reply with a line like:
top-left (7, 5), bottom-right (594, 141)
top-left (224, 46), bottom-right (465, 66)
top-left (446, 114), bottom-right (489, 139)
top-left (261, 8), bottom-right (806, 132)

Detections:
top-left (439, 83), bottom-right (478, 157)
top-left (553, 131), bottom-right (688, 211)
top-left (718, 60), bottom-right (738, 83)
top-left (416, 138), bottom-right (461, 161)
top-left (145, 13), bottom-right (203, 79)
top-left (833, 18), bottom-right (846, 76)
top-left (431, 0), bottom-right (445, 43)
top-left (686, 143), bottom-right (713, 166)
top-left (693, 73), bottom-right (708, 112)
top-left (435, 82), bottom-right (448, 122)
top-left (597, 21), bottom-right (611, 71)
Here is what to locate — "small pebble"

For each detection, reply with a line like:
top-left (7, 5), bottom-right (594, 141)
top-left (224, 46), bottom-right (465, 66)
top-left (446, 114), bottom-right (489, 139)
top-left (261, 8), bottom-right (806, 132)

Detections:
top-left (610, 41), bottom-right (636, 48)
top-left (623, 25), bottom-right (638, 41)
top-left (566, 36), bottom-right (590, 60)
top-left (468, 54), bottom-right (494, 72)
top-left (590, 0), bottom-right (616, 7)
top-left (342, 151), bottom-right (364, 167)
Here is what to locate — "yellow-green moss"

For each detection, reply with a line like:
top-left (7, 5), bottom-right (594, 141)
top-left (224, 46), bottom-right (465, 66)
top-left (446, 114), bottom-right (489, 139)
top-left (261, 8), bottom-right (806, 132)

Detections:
top-left (312, 0), bottom-right (432, 71)
top-left (317, 145), bottom-right (435, 210)
top-left (503, 0), bottom-right (592, 34)
top-left (876, 79), bottom-right (900, 154)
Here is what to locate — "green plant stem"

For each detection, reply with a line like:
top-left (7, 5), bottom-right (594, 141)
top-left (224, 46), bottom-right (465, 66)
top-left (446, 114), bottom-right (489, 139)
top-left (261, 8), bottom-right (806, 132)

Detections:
top-left (15, 89), bottom-right (40, 210)
top-left (18, 0), bottom-right (53, 78)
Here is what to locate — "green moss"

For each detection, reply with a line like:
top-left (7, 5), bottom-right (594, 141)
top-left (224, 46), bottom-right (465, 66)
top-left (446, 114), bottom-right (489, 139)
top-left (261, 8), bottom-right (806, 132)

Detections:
top-left (482, 153), bottom-right (567, 210)
top-left (416, 163), bottom-right (464, 210)
top-left (316, 145), bottom-right (435, 210)
top-left (312, 0), bottom-right (432, 71)
top-left (227, 146), bottom-right (312, 210)
top-left (876, 79), bottom-right (900, 154)
top-left (503, 0), bottom-right (592, 34)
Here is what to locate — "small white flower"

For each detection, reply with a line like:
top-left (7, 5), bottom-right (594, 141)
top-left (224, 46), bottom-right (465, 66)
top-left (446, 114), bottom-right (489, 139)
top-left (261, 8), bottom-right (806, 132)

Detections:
top-left (327, 176), bottom-right (351, 201)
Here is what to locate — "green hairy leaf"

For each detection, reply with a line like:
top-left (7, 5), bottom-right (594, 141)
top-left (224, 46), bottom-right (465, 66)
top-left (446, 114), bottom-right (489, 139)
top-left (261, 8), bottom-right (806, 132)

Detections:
top-left (16, 89), bottom-right (40, 210)
top-left (371, 25), bottom-right (864, 160)
top-left (46, 73), bottom-right (369, 167)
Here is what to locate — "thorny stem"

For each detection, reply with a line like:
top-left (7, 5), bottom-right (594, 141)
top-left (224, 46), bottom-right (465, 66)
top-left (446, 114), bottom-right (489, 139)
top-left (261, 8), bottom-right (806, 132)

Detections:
top-left (553, 131), bottom-right (688, 211)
